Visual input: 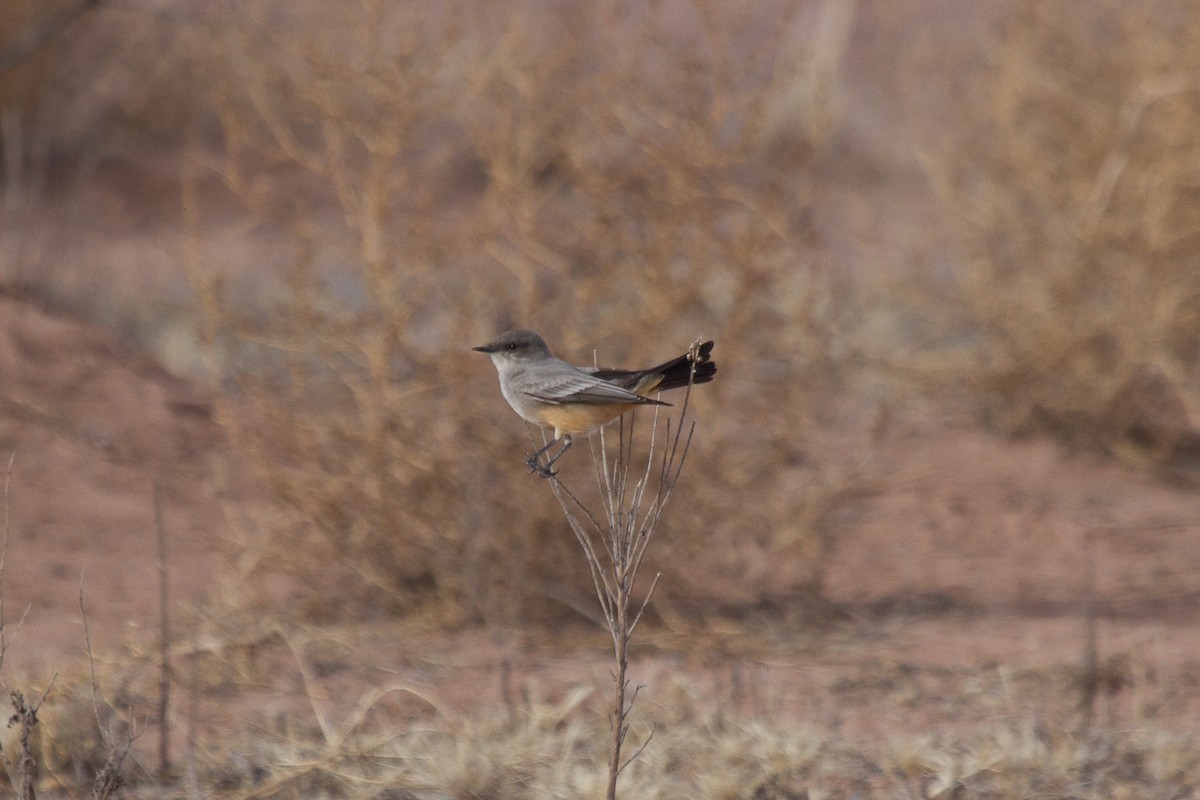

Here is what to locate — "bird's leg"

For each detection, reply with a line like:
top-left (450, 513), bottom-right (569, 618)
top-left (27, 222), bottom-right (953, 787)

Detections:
top-left (526, 435), bottom-right (573, 478)
top-left (526, 436), bottom-right (562, 477)
top-left (541, 437), bottom-right (573, 473)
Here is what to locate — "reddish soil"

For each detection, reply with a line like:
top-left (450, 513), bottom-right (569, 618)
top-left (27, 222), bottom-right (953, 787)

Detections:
top-left (0, 292), bottom-right (226, 678)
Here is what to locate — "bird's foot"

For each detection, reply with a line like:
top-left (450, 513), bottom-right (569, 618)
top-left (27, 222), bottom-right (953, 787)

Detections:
top-left (525, 454), bottom-right (558, 479)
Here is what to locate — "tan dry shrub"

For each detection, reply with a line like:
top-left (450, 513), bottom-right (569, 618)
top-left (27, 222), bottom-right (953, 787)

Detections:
top-left (0, 671), bottom-right (133, 795)
top-left (188, 0), bottom-right (850, 622)
top-left (904, 2), bottom-right (1200, 467)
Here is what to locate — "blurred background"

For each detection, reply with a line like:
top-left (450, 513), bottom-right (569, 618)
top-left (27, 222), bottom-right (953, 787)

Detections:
top-left (3, 0), bottom-right (1200, 796)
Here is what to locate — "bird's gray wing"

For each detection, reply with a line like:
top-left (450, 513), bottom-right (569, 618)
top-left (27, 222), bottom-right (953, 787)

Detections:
top-left (522, 371), bottom-right (658, 405)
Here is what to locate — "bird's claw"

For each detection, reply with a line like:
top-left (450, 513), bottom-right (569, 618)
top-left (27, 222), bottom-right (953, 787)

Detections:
top-left (525, 455), bottom-right (558, 479)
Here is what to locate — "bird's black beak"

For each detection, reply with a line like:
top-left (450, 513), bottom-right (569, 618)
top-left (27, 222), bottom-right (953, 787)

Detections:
top-left (472, 343), bottom-right (497, 353)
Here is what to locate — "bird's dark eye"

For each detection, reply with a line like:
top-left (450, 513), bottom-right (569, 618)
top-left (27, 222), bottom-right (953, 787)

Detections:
top-left (507, 342), bottom-right (518, 349)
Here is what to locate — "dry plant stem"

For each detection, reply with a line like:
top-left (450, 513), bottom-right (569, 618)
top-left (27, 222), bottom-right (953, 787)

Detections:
top-left (547, 340), bottom-right (701, 800)
top-left (1079, 528), bottom-right (1099, 736)
top-left (184, 615), bottom-right (204, 800)
top-left (1, 449), bottom-right (13, 674)
top-left (79, 576), bottom-right (134, 800)
top-left (154, 482), bottom-right (171, 777)
top-left (10, 683), bottom-right (54, 800)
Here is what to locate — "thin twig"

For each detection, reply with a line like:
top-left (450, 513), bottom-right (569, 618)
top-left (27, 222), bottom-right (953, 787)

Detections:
top-left (10, 677), bottom-right (56, 800)
top-left (154, 482), bottom-right (172, 777)
top-left (78, 574), bottom-right (137, 799)
top-left (1, 450), bottom-right (13, 673)
top-left (79, 573), bottom-right (112, 747)
top-left (617, 723), bottom-right (656, 776)
top-left (629, 572), bottom-right (661, 636)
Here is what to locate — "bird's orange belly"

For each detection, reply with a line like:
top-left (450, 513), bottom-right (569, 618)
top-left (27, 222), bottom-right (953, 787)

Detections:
top-left (536, 403), bottom-right (640, 437)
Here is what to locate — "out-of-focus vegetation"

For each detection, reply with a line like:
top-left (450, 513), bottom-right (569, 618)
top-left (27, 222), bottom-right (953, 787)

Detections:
top-left (902, 3), bottom-right (1200, 470)
top-left (182, 0), bottom-right (855, 625)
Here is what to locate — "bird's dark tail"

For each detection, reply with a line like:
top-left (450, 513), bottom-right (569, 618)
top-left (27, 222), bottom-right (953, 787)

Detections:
top-left (593, 340), bottom-right (716, 393)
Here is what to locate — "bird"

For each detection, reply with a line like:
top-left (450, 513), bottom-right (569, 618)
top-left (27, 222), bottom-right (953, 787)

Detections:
top-left (473, 329), bottom-right (716, 477)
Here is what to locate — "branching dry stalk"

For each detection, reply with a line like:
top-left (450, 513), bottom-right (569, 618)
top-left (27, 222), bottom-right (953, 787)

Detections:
top-left (546, 339), bottom-right (702, 800)
top-left (8, 683), bottom-right (53, 800)
top-left (153, 481), bottom-right (171, 779)
top-left (79, 576), bottom-right (135, 800)
top-left (1, 449), bottom-right (13, 676)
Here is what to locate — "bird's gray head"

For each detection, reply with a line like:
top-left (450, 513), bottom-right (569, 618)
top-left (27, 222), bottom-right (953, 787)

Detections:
top-left (472, 329), bottom-right (552, 364)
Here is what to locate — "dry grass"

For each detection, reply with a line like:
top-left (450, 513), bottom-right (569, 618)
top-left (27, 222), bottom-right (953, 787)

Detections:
top-left (161, 710), bottom-right (1200, 798)
top-left (16, 613), bottom-right (1200, 799)
top-left (900, 2), bottom-right (1200, 472)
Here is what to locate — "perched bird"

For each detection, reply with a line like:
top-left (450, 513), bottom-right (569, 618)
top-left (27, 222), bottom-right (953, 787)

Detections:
top-left (474, 329), bottom-right (716, 477)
